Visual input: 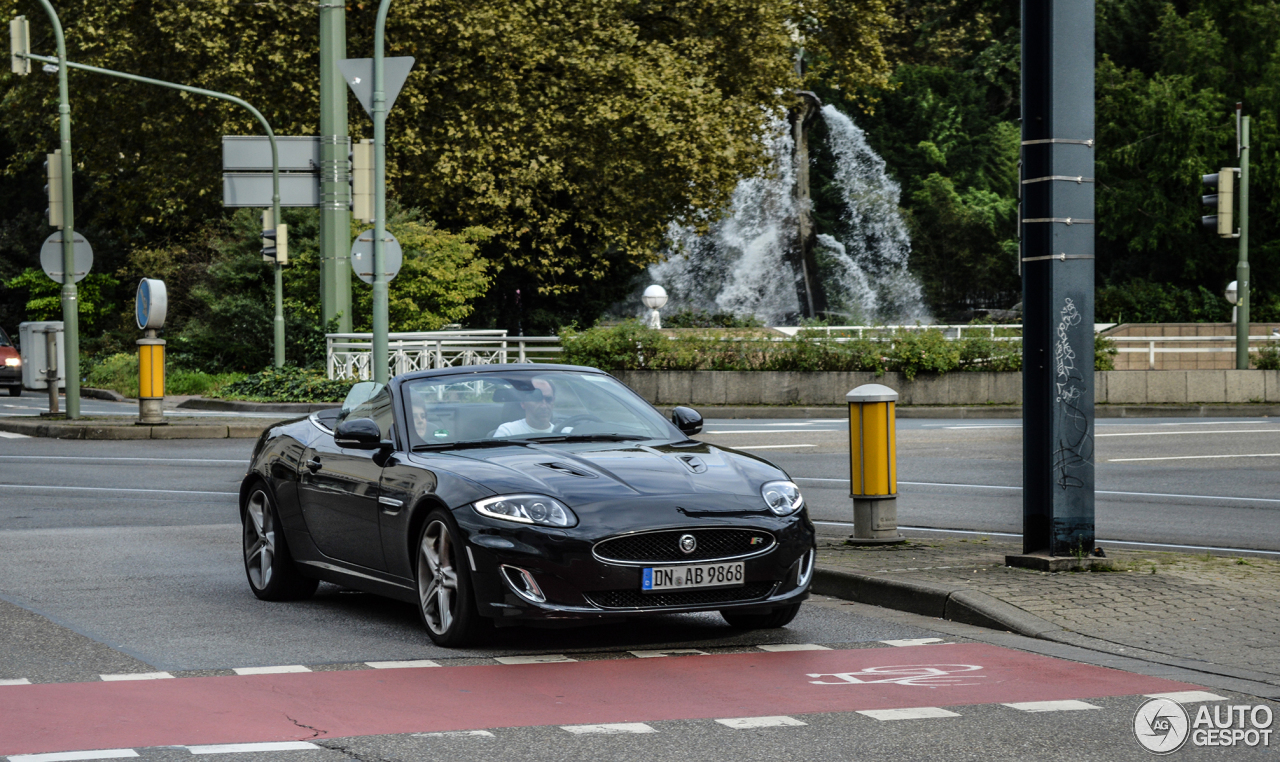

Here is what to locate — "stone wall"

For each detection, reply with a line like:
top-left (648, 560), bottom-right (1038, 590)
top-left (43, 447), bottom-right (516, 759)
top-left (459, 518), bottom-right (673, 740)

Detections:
top-left (612, 370), bottom-right (1280, 406)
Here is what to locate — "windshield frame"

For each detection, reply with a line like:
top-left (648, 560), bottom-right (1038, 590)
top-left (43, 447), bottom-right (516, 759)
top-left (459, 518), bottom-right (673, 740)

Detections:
top-left (394, 368), bottom-right (683, 451)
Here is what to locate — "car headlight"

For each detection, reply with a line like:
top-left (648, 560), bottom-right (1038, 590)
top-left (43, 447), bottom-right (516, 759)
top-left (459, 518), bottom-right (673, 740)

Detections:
top-left (474, 494), bottom-right (577, 528)
top-left (3, 358), bottom-right (19, 367)
top-left (761, 480), bottom-right (804, 516)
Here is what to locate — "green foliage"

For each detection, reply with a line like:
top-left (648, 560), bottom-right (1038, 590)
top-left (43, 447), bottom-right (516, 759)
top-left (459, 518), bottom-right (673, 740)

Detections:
top-left (663, 309), bottom-right (764, 329)
top-left (1253, 344), bottom-right (1280, 370)
top-left (1096, 335), bottom-right (1118, 372)
top-left (84, 351), bottom-right (244, 399)
top-left (2, 268), bottom-right (120, 333)
top-left (1096, 280), bottom-right (1229, 323)
top-left (216, 365), bottom-right (353, 403)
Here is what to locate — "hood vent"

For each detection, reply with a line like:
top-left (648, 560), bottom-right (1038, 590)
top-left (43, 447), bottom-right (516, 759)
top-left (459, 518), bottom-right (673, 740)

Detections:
top-left (538, 461), bottom-right (599, 478)
top-left (677, 455), bottom-right (708, 474)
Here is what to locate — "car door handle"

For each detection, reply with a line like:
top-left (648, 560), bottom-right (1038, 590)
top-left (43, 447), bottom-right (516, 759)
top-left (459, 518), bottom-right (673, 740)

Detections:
top-left (306, 457), bottom-right (322, 473)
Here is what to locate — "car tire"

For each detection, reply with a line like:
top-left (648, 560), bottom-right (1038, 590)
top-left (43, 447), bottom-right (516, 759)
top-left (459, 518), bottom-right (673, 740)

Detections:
top-left (6, 386), bottom-right (19, 397)
top-left (242, 482), bottom-right (318, 601)
top-left (720, 602), bottom-right (802, 630)
top-left (416, 510), bottom-right (490, 647)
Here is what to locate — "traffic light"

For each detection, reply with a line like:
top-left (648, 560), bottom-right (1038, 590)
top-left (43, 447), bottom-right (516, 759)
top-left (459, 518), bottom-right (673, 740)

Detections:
top-left (261, 210), bottom-right (288, 265)
top-left (44, 150), bottom-right (63, 229)
top-left (1202, 168), bottom-right (1235, 237)
top-left (350, 139), bottom-right (373, 222)
top-left (10, 16), bottom-right (30, 75)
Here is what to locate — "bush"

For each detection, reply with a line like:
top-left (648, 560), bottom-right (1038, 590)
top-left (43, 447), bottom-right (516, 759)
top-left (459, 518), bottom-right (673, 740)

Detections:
top-left (215, 365), bottom-right (353, 403)
top-left (1254, 344), bottom-right (1280, 370)
top-left (84, 352), bottom-right (246, 399)
top-left (663, 309), bottom-right (763, 328)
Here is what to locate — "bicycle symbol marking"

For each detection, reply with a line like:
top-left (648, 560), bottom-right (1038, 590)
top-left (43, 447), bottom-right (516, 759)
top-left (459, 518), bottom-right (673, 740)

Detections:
top-left (807, 664), bottom-right (986, 687)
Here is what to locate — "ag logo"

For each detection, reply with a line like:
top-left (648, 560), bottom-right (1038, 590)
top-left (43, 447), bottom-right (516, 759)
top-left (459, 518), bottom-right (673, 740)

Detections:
top-left (1134, 697), bottom-right (1190, 754)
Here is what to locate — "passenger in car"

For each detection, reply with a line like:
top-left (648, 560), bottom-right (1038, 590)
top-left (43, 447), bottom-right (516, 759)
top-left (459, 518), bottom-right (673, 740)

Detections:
top-left (494, 378), bottom-right (570, 436)
top-left (410, 394), bottom-right (448, 441)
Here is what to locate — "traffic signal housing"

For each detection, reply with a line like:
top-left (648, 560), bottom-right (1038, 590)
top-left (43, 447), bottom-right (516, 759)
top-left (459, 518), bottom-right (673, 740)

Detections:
top-left (1202, 169), bottom-right (1236, 237)
top-left (10, 16), bottom-right (30, 75)
top-left (350, 139), bottom-right (373, 223)
top-left (44, 150), bottom-right (63, 229)
top-left (260, 210), bottom-right (288, 265)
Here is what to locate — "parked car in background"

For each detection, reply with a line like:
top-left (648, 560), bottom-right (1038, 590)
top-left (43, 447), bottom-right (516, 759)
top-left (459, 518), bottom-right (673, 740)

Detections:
top-left (0, 328), bottom-right (21, 397)
top-left (240, 364), bottom-right (816, 646)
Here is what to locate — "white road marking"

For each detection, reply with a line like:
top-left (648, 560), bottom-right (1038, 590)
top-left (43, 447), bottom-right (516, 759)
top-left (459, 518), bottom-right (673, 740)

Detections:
top-left (1003, 700), bottom-right (1101, 712)
top-left (629, 649), bottom-right (708, 658)
top-left (704, 429), bottom-right (835, 434)
top-left (1097, 429), bottom-right (1280, 437)
top-left (797, 477), bottom-right (1280, 505)
top-left (715, 716), bottom-right (807, 729)
top-left (942, 425), bottom-right (1021, 430)
top-left (0, 484), bottom-right (238, 497)
top-left (756, 644), bottom-right (829, 652)
top-left (493, 655), bottom-right (576, 665)
top-left (0, 455), bottom-right (244, 463)
top-left (0, 431), bottom-right (31, 439)
top-left (413, 730), bottom-right (495, 738)
top-left (560, 723), bottom-right (657, 735)
top-left (880, 638), bottom-right (946, 647)
top-left (231, 665), bottom-right (311, 675)
top-left (365, 660), bottom-right (440, 669)
top-left (99, 672), bottom-right (173, 681)
top-left (186, 742), bottom-right (320, 754)
top-left (1145, 690), bottom-right (1229, 703)
top-left (1110, 452), bottom-right (1280, 462)
top-left (735, 444), bottom-right (816, 450)
top-left (0, 678), bottom-right (31, 685)
top-left (857, 707), bottom-right (961, 721)
top-left (9, 751), bottom-right (139, 762)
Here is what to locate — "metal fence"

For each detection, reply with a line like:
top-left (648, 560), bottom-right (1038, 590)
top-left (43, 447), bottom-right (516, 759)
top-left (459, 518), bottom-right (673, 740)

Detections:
top-left (326, 331), bottom-right (562, 381)
top-left (1110, 334), bottom-right (1280, 370)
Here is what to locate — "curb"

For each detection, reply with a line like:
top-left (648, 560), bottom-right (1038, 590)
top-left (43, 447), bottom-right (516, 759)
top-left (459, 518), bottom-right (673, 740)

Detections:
top-left (657, 404), bottom-right (1280, 419)
top-left (177, 398), bottom-right (337, 414)
top-left (811, 568), bottom-right (1064, 639)
top-left (0, 418), bottom-right (273, 440)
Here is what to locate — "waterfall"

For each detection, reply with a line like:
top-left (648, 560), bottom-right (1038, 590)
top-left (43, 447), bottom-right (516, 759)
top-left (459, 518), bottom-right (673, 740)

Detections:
top-left (642, 105), bottom-right (928, 325)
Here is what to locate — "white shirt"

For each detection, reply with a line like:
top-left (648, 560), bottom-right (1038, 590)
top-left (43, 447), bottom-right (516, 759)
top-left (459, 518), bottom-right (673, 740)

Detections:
top-left (493, 419), bottom-right (557, 437)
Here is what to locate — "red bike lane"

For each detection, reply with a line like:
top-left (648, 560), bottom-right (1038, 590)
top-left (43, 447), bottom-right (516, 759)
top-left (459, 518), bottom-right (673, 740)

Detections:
top-left (0, 643), bottom-right (1201, 756)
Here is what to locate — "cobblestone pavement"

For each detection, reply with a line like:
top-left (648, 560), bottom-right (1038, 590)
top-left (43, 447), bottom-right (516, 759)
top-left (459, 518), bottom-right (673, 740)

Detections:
top-left (817, 536), bottom-right (1280, 683)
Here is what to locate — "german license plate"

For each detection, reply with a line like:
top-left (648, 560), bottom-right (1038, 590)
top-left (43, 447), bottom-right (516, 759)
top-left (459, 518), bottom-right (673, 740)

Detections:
top-left (642, 562), bottom-right (745, 592)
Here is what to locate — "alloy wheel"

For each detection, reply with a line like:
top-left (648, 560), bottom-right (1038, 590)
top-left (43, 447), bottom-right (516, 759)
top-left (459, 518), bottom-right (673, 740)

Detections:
top-left (244, 489), bottom-right (275, 590)
top-left (418, 520), bottom-right (460, 635)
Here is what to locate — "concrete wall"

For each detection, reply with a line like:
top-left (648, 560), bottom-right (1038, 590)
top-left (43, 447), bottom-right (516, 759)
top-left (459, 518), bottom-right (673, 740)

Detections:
top-left (612, 370), bottom-right (1280, 406)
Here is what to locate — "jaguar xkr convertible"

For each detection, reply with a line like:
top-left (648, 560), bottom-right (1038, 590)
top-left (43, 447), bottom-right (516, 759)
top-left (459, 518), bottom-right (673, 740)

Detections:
top-left (240, 364), bottom-right (816, 646)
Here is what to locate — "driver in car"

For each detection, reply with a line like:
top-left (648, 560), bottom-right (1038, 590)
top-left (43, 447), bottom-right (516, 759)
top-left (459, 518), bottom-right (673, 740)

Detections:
top-left (494, 378), bottom-right (570, 436)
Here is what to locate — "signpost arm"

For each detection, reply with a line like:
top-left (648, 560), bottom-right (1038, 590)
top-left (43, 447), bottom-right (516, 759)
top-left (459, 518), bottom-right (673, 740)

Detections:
top-left (32, 0), bottom-right (79, 418)
top-left (22, 52), bottom-right (286, 367)
top-left (371, 0), bottom-right (393, 383)
top-left (1237, 116), bottom-right (1250, 369)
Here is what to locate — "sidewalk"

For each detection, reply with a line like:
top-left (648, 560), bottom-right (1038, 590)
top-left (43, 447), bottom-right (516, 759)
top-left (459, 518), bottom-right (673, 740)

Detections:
top-left (814, 536), bottom-right (1280, 690)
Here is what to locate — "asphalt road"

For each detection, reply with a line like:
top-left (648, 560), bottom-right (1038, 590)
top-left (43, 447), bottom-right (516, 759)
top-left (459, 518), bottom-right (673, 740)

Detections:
top-left (2, 414), bottom-right (1278, 760)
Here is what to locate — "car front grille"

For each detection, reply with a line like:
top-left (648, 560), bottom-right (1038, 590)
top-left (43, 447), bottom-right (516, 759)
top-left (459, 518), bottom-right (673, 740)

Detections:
top-left (593, 528), bottom-right (775, 564)
top-left (584, 582), bottom-right (776, 610)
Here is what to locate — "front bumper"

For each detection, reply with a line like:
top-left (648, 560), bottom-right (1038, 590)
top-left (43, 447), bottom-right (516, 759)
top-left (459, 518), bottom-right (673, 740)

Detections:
top-left (457, 507), bottom-right (817, 622)
top-left (0, 367), bottom-right (20, 385)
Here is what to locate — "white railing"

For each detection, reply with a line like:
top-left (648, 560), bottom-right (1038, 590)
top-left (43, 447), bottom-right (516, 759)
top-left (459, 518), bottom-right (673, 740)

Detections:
top-left (326, 331), bottom-right (562, 381)
top-left (1110, 335), bottom-right (1280, 370)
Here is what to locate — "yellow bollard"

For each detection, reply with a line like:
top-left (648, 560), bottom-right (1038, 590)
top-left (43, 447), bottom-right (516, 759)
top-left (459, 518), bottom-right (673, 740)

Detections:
top-left (847, 383), bottom-right (903, 544)
top-left (136, 335), bottom-right (166, 424)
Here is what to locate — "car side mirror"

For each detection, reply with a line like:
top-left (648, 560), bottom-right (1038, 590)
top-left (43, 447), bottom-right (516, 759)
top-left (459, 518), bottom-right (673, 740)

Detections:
top-left (671, 406), bottom-right (703, 436)
top-left (334, 417), bottom-right (385, 450)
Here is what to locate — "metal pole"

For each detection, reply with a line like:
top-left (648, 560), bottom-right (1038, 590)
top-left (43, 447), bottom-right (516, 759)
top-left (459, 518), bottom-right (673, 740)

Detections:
top-left (33, 0), bottom-right (78, 418)
top-left (319, 0), bottom-right (352, 333)
top-left (371, 0), bottom-right (392, 384)
top-left (23, 52), bottom-right (285, 367)
top-left (1237, 116), bottom-right (1250, 369)
top-left (1018, 0), bottom-right (1096, 557)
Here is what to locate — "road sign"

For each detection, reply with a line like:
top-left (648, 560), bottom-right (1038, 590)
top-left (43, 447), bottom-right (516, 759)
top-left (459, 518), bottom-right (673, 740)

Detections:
top-left (222, 136), bottom-right (322, 172)
top-left (223, 173), bottom-right (321, 207)
top-left (350, 229), bottom-right (402, 284)
top-left (39, 232), bottom-right (92, 284)
top-left (135, 278), bottom-right (167, 330)
top-left (338, 57), bottom-right (415, 120)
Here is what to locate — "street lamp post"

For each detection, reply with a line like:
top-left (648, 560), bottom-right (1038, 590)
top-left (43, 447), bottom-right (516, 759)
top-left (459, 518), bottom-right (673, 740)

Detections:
top-left (371, 0), bottom-right (393, 384)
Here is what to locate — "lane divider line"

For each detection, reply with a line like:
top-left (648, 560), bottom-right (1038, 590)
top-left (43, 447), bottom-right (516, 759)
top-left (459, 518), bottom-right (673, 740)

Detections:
top-left (231, 666), bottom-right (310, 675)
top-left (560, 723), bottom-right (657, 735)
top-left (715, 716), bottom-right (807, 729)
top-left (493, 655), bottom-right (576, 665)
top-left (1109, 452), bottom-right (1280, 462)
top-left (0, 484), bottom-right (239, 497)
top-left (99, 673), bottom-right (172, 681)
top-left (8, 751), bottom-right (139, 761)
top-left (857, 707), bottom-right (960, 721)
top-left (0, 432), bottom-right (31, 439)
top-left (186, 741), bottom-right (320, 754)
top-left (0, 456), bottom-right (245, 463)
top-left (1003, 700), bottom-right (1101, 712)
top-left (1097, 429), bottom-right (1280, 438)
top-left (0, 679), bottom-right (31, 686)
top-left (880, 639), bottom-right (947, 647)
top-left (796, 477), bottom-right (1280, 504)
top-left (365, 660), bottom-right (440, 669)
top-left (413, 730), bottom-right (495, 738)
top-left (1146, 691), bottom-right (1228, 703)
top-left (756, 644), bottom-right (829, 652)
top-left (629, 649), bottom-right (708, 658)
top-left (736, 444), bottom-right (816, 450)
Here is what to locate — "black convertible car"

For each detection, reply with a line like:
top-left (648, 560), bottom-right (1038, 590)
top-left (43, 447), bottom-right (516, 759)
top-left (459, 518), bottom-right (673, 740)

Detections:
top-left (240, 364), bottom-right (816, 646)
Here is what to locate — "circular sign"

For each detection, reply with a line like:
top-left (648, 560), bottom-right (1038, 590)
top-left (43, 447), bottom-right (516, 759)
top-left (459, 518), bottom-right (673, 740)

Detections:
top-left (350, 230), bottom-right (403, 285)
top-left (135, 279), bottom-right (168, 331)
top-left (39, 232), bottom-right (93, 284)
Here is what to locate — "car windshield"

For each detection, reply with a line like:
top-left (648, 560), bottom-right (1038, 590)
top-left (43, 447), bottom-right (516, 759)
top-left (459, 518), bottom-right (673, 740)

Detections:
top-left (402, 370), bottom-right (676, 449)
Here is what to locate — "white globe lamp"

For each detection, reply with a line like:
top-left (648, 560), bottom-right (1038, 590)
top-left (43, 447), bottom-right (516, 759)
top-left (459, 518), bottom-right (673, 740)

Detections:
top-left (641, 285), bottom-right (668, 329)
